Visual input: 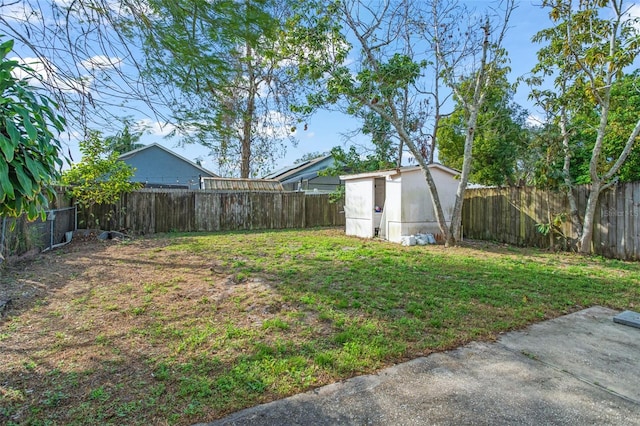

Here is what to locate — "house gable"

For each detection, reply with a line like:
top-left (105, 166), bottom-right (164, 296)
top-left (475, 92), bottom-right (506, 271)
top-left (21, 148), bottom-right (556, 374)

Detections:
top-left (119, 143), bottom-right (217, 189)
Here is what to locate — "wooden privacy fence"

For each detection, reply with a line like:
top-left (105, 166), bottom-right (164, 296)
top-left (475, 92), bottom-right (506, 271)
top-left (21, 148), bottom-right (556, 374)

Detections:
top-left (84, 189), bottom-right (345, 234)
top-left (462, 182), bottom-right (640, 260)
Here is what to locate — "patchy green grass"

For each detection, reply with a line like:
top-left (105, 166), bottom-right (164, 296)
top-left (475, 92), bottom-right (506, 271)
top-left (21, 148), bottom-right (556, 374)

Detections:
top-left (1, 228), bottom-right (638, 425)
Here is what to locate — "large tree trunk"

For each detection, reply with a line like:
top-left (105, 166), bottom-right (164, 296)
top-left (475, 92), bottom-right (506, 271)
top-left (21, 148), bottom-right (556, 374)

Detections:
top-left (559, 104), bottom-right (583, 247)
top-left (397, 127), bottom-right (450, 241)
top-left (577, 117), bottom-right (640, 253)
top-left (555, 2), bottom-right (640, 254)
top-left (446, 105), bottom-right (477, 247)
top-left (367, 101), bottom-right (450, 241)
top-left (240, 43), bottom-right (257, 179)
top-left (578, 181), bottom-right (602, 253)
top-left (443, 21), bottom-right (493, 247)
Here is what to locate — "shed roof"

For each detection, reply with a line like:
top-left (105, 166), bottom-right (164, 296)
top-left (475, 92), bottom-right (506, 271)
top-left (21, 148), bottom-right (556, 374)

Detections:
top-left (201, 177), bottom-right (284, 192)
top-left (339, 163), bottom-right (459, 181)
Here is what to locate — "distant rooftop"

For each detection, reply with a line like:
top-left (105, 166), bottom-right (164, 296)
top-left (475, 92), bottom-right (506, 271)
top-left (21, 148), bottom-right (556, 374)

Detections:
top-left (264, 155), bottom-right (333, 181)
top-left (201, 177), bottom-right (284, 192)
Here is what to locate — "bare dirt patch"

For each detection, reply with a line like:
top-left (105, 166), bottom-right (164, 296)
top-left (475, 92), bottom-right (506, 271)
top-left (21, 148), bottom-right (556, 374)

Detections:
top-left (0, 234), bottom-right (293, 425)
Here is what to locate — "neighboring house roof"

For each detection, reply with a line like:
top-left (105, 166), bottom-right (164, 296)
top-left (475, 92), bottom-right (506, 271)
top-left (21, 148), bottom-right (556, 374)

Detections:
top-left (264, 155), bottom-right (334, 181)
top-left (340, 163), bottom-right (460, 181)
top-left (118, 143), bottom-right (217, 178)
top-left (201, 177), bottom-right (284, 192)
top-left (280, 170), bottom-right (320, 185)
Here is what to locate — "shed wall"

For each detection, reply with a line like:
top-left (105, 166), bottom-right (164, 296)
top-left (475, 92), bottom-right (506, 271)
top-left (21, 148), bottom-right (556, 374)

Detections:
top-left (393, 168), bottom-right (457, 242)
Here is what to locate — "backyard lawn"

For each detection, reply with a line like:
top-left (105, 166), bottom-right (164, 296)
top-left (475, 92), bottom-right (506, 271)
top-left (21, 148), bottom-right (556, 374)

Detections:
top-left (1, 228), bottom-right (639, 425)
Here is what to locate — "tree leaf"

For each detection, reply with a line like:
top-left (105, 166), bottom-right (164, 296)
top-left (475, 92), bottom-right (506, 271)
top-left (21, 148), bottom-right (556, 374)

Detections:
top-left (20, 108), bottom-right (39, 141)
top-left (5, 118), bottom-right (21, 145)
top-left (0, 158), bottom-right (14, 201)
top-left (23, 153), bottom-right (44, 184)
top-left (0, 133), bottom-right (15, 162)
top-left (13, 161), bottom-right (34, 196)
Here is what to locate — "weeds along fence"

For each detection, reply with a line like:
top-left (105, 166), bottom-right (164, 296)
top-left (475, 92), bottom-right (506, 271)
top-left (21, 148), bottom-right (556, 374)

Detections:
top-left (462, 182), bottom-right (640, 260)
top-left (83, 189), bottom-right (345, 234)
top-left (0, 187), bottom-right (77, 259)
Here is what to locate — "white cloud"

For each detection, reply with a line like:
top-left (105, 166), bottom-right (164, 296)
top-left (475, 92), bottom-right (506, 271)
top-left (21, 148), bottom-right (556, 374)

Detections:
top-left (623, 3), bottom-right (640, 31)
top-left (525, 114), bottom-right (545, 128)
top-left (136, 119), bottom-right (176, 137)
top-left (11, 56), bottom-right (89, 93)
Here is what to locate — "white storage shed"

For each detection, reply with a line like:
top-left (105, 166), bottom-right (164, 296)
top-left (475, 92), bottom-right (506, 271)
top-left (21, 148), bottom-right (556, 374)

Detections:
top-left (340, 164), bottom-right (460, 243)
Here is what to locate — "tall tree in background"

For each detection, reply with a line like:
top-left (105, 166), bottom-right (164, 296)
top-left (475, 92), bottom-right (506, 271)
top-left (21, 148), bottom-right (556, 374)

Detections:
top-left (3, 1), bottom-right (307, 175)
top-left (124, 0), bottom-right (308, 177)
top-left (430, 1), bottom-right (514, 245)
top-left (0, 38), bottom-right (65, 220)
top-left (290, 0), bottom-right (514, 246)
top-left (438, 71), bottom-right (530, 186)
top-left (104, 122), bottom-right (145, 155)
top-left (530, 0), bottom-right (640, 253)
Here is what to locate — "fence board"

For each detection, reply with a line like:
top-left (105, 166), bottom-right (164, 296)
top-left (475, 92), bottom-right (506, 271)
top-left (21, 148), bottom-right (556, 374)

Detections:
top-left (624, 183), bottom-right (635, 259)
top-left (305, 194), bottom-right (345, 227)
top-left (632, 182), bottom-right (640, 260)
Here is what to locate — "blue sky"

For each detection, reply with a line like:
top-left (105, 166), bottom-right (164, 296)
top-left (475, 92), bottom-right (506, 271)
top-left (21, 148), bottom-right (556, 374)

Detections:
top-left (7, 1), bottom-right (632, 176)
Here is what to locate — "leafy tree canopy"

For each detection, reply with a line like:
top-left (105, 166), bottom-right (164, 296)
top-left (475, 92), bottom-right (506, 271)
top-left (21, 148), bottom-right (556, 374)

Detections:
top-left (122, 0), bottom-right (309, 177)
top-left (0, 38), bottom-right (65, 220)
top-left (570, 70), bottom-right (640, 184)
top-left (438, 71), bottom-right (529, 186)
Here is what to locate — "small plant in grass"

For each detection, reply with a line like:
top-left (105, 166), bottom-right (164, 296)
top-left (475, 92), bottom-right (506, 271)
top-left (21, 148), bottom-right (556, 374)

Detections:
top-left (335, 298), bottom-right (349, 309)
top-left (22, 360), bottom-right (37, 370)
top-left (95, 334), bottom-right (109, 345)
top-left (314, 352), bottom-right (336, 367)
top-left (536, 211), bottom-right (570, 250)
top-left (153, 363), bottom-right (171, 381)
top-left (89, 386), bottom-right (110, 402)
top-left (262, 318), bottom-right (290, 331)
top-left (131, 306), bottom-right (145, 316)
top-left (42, 390), bottom-right (67, 407)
